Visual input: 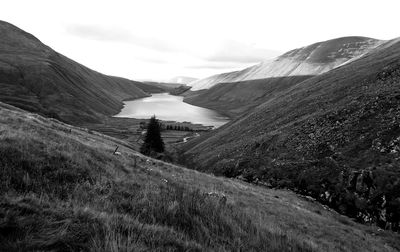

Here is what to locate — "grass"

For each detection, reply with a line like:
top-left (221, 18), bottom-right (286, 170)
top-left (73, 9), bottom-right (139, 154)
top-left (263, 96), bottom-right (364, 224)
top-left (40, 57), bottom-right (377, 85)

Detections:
top-left (1, 102), bottom-right (400, 251)
top-left (0, 103), bottom-right (317, 251)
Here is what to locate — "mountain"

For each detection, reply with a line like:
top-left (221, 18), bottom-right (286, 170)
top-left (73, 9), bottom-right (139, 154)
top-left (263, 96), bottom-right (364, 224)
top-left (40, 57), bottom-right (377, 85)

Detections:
top-left (184, 76), bottom-right (313, 118)
top-left (183, 38), bottom-right (400, 231)
top-left (0, 21), bottom-right (148, 124)
top-left (168, 76), bottom-right (198, 84)
top-left (189, 37), bottom-right (382, 91)
top-left (1, 101), bottom-right (399, 251)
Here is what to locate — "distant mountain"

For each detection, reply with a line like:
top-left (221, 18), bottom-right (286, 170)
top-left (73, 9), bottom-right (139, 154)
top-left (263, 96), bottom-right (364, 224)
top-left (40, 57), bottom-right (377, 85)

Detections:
top-left (183, 37), bottom-right (400, 231)
top-left (0, 21), bottom-right (148, 124)
top-left (168, 76), bottom-right (198, 84)
top-left (189, 37), bottom-right (382, 91)
top-left (133, 82), bottom-right (171, 93)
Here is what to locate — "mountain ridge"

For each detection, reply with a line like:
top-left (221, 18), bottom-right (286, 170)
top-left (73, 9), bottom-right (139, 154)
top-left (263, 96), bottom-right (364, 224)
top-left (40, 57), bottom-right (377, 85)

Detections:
top-left (189, 36), bottom-right (383, 91)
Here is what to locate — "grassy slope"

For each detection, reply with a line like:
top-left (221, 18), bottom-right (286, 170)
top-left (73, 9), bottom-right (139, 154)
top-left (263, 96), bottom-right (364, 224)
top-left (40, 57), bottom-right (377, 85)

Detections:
top-left (0, 21), bottom-right (148, 124)
top-left (184, 76), bottom-right (313, 118)
top-left (1, 103), bottom-right (399, 251)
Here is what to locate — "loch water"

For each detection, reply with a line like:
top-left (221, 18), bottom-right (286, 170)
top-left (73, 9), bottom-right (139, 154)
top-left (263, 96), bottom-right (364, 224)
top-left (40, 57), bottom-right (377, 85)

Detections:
top-left (114, 93), bottom-right (229, 127)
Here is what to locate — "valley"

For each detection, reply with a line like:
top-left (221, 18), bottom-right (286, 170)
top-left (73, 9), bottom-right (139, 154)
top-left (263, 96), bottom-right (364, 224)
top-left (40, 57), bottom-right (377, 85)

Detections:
top-left (1, 18), bottom-right (400, 252)
top-left (0, 20), bottom-right (223, 147)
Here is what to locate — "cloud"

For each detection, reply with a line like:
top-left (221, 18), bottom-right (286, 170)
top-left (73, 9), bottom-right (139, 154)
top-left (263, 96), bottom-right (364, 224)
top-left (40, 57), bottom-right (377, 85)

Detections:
top-left (187, 62), bottom-right (247, 70)
top-left (66, 25), bottom-right (280, 78)
top-left (136, 56), bottom-right (170, 64)
top-left (205, 40), bottom-right (280, 63)
top-left (66, 24), bottom-right (179, 52)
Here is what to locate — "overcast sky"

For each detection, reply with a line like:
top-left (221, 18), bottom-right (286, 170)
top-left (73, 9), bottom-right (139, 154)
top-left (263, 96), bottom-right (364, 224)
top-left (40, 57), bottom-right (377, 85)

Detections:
top-left (1, 0), bottom-right (399, 81)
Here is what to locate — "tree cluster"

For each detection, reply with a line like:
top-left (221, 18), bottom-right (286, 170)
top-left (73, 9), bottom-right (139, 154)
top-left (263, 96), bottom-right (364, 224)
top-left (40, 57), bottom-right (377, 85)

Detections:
top-left (165, 125), bottom-right (192, 131)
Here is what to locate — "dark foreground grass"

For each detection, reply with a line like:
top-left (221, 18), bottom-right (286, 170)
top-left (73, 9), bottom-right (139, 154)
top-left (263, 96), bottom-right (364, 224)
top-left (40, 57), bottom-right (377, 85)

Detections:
top-left (0, 106), bottom-right (312, 251)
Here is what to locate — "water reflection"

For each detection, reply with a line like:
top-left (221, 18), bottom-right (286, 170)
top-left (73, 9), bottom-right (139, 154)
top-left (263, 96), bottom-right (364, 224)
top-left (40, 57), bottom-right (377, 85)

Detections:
top-left (114, 93), bottom-right (229, 127)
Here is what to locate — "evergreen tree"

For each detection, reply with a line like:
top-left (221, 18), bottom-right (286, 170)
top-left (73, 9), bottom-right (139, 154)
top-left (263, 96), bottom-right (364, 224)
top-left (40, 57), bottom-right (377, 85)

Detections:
top-left (140, 116), bottom-right (164, 155)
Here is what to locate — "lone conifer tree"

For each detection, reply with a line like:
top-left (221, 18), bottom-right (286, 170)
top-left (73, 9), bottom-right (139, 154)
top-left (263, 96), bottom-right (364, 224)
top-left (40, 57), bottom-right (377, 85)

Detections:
top-left (140, 116), bottom-right (164, 155)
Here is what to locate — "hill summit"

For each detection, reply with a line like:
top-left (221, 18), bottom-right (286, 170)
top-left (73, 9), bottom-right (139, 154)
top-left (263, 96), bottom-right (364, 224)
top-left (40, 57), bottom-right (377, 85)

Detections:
top-left (189, 36), bottom-right (382, 90)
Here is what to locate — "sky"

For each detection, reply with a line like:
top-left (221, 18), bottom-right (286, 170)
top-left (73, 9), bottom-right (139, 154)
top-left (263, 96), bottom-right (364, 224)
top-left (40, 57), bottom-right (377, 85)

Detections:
top-left (1, 0), bottom-right (399, 81)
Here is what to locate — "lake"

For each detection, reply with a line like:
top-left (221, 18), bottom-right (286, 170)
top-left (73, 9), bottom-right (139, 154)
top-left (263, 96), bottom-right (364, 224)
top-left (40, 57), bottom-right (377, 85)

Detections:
top-left (114, 93), bottom-right (230, 127)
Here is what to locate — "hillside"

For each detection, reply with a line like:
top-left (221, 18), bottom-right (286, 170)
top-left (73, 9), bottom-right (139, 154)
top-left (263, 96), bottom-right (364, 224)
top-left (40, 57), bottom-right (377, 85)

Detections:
top-left (184, 75), bottom-right (313, 118)
top-left (189, 37), bottom-right (382, 91)
top-left (0, 21), bottom-right (148, 124)
top-left (1, 102), bottom-right (400, 251)
top-left (183, 38), bottom-right (400, 232)
top-left (188, 69), bottom-right (252, 91)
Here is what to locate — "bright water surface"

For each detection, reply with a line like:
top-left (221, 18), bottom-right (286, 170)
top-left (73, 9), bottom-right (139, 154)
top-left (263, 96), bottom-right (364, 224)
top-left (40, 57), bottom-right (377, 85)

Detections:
top-left (114, 93), bottom-right (229, 127)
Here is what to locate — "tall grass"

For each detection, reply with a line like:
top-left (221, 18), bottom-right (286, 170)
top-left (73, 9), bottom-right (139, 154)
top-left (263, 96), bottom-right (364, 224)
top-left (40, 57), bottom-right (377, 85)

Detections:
top-left (0, 113), bottom-right (313, 251)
